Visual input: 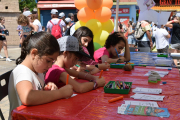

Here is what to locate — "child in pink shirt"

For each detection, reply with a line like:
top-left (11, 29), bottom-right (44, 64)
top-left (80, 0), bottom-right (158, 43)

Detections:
top-left (94, 32), bottom-right (130, 64)
top-left (45, 36), bottom-right (105, 92)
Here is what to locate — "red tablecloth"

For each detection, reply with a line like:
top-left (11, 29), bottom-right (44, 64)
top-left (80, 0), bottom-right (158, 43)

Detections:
top-left (12, 66), bottom-right (180, 120)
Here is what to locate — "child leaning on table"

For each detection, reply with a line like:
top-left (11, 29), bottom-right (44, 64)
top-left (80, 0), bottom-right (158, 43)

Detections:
top-left (72, 26), bottom-right (110, 72)
top-left (94, 32), bottom-right (131, 64)
top-left (8, 32), bottom-right (73, 120)
top-left (45, 36), bottom-right (105, 93)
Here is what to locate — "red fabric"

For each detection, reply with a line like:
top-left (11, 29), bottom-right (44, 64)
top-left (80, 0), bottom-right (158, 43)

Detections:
top-left (94, 47), bottom-right (110, 63)
top-left (45, 65), bottom-right (66, 88)
top-left (12, 66), bottom-right (180, 120)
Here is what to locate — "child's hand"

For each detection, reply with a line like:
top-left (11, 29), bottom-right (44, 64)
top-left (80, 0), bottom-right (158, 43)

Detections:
top-left (98, 63), bottom-right (110, 70)
top-left (77, 66), bottom-right (86, 72)
top-left (59, 85), bottom-right (73, 98)
top-left (96, 77), bottom-right (105, 87)
top-left (44, 82), bottom-right (58, 91)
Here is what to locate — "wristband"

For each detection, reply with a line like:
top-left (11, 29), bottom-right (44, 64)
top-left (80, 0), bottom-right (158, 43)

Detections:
top-left (95, 64), bottom-right (98, 68)
top-left (172, 20), bottom-right (174, 23)
top-left (89, 80), bottom-right (98, 89)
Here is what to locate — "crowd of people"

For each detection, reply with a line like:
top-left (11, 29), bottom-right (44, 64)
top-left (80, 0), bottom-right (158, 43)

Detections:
top-left (0, 7), bottom-right (179, 119)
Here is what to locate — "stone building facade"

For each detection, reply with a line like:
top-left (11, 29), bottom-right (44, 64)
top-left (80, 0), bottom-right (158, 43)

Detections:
top-left (0, 0), bottom-right (21, 45)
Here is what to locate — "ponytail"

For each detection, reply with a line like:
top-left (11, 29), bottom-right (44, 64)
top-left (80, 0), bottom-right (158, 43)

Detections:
top-left (16, 34), bottom-right (32, 65)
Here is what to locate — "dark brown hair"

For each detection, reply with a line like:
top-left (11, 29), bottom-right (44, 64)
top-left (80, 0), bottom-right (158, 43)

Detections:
top-left (16, 32), bottom-right (60, 65)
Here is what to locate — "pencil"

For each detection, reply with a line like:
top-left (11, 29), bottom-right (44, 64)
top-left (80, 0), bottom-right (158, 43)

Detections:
top-left (108, 96), bottom-right (123, 103)
top-left (115, 48), bottom-right (120, 58)
top-left (99, 70), bottom-right (103, 78)
top-left (66, 74), bottom-right (69, 85)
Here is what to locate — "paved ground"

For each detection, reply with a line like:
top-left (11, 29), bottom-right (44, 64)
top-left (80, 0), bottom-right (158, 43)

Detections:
top-left (0, 46), bottom-right (21, 120)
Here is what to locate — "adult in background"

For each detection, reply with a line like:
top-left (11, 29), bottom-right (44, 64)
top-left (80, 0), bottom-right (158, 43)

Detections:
top-left (165, 16), bottom-right (180, 66)
top-left (154, 25), bottom-right (170, 53)
top-left (68, 13), bottom-right (74, 23)
top-left (63, 18), bottom-right (71, 36)
top-left (47, 9), bottom-right (67, 37)
top-left (127, 21), bottom-right (136, 47)
top-left (137, 20), bottom-right (153, 50)
top-left (30, 14), bottom-right (42, 32)
top-left (70, 13), bottom-right (78, 36)
top-left (0, 17), bottom-right (12, 61)
top-left (59, 12), bottom-right (66, 21)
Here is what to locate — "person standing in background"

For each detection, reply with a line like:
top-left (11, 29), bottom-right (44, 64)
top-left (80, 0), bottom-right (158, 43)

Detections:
top-left (127, 21), bottom-right (136, 47)
top-left (0, 17), bottom-right (12, 61)
top-left (59, 12), bottom-right (66, 21)
top-left (30, 14), bottom-right (42, 33)
top-left (47, 9), bottom-right (67, 37)
top-left (68, 13), bottom-right (74, 23)
top-left (154, 25), bottom-right (171, 53)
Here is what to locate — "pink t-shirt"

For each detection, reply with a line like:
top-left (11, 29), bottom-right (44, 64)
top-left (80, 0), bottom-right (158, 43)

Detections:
top-left (45, 65), bottom-right (66, 88)
top-left (94, 47), bottom-right (110, 63)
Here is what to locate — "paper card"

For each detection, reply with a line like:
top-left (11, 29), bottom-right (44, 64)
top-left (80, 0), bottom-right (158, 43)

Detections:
top-left (144, 71), bottom-right (169, 77)
top-left (133, 87), bottom-right (162, 94)
top-left (131, 94), bottom-right (165, 101)
top-left (157, 12), bottom-right (171, 25)
top-left (124, 100), bottom-right (159, 107)
top-left (138, 9), bottom-right (158, 23)
top-left (155, 67), bottom-right (172, 70)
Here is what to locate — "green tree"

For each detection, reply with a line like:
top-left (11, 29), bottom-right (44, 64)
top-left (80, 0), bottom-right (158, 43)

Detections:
top-left (19, 0), bottom-right (37, 12)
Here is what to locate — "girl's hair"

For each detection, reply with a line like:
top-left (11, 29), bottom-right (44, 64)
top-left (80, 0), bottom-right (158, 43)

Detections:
top-left (0, 17), bottom-right (4, 23)
top-left (30, 14), bottom-right (36, 22)
top-left (16, 32), bottom-right (60, 65)
top-left (104, 32), bottom-right (126, 49)
top-left (72, 26), bottom-right (94, 58)
top-left (17, 14), bottom-right (29, 25)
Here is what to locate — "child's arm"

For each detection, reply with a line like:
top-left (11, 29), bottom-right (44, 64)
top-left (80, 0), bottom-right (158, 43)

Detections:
top-left (101, 55), bottom-right (121, 63)
top-left (86, 65), bottom-right (100, 74)
top-left (59, 71), bottom-right (105, 93)
top-left (16, 81), bottom-right (73, 105)
top-left (65, 68), bottom-right (95, 80)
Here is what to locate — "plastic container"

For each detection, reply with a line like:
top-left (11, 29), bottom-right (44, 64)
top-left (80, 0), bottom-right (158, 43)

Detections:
top-left (157, 54), bottom-right (168, 58)
top-left (104, 81), bottom-right (132, 94)
top-left (110, 63), bottom-right (134, 69)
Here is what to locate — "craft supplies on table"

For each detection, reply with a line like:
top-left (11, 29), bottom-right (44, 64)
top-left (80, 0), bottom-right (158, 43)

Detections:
top-left (104, 81), bottom-right (132, 94)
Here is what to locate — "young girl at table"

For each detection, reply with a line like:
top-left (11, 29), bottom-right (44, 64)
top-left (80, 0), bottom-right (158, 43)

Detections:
top-left (72, 26), bottom-right (110, 72)
top-left (8, 32), bottom-right (74, 119)
top-left (45, 36), bottom-right (105, 93)
top-left (94, 32), bottom-right (130, 63)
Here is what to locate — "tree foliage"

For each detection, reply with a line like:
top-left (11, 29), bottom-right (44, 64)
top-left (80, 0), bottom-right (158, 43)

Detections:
top-left (19, 0), bottom-right (37, 12)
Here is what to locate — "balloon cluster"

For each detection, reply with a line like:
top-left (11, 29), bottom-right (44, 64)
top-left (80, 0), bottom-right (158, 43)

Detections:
top-left (74, 0), bottom-right (114, 50)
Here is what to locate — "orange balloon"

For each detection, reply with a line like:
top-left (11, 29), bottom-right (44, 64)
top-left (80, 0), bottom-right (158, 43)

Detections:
top-left (102, 0), bottom-right (113, 9)
top-left (74, 0), bottom-right (87, 10)
top-left (95, 7), bottom-right (112, 23)
top-left (86, 0), bottom-right (103, 10)
top-left (77, 7), bottom-right (95, 23)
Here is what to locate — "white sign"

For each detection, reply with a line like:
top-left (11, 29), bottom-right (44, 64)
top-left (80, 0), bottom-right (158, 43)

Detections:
top-left (137, 0), bottom-right (156, 11)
